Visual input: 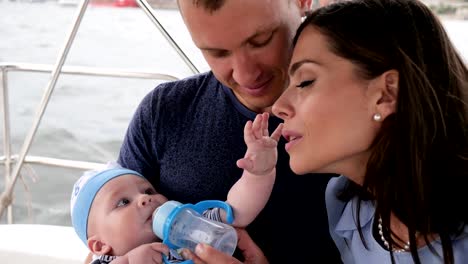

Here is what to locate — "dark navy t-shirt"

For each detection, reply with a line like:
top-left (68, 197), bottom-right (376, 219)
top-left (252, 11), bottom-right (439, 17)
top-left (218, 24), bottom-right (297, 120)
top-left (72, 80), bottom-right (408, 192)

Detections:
top-left (118, 71), bottom-right (341, 263)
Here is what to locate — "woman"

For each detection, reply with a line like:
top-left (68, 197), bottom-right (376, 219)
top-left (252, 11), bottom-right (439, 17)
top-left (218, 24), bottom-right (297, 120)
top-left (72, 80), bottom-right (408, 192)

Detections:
top-left (273, 0), bottom-right (468, 263)
top-left (185, 0), bottom-right (468, 263)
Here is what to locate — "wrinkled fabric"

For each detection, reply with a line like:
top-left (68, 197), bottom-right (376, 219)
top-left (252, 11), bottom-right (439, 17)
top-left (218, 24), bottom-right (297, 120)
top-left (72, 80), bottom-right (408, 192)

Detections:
top-left (326, 176), bottom-right (468, 263)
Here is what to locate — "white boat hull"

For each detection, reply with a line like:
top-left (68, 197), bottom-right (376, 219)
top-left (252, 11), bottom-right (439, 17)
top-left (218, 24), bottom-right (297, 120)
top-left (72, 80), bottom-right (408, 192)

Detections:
top-left (0, 224), bottom-right (89, 264)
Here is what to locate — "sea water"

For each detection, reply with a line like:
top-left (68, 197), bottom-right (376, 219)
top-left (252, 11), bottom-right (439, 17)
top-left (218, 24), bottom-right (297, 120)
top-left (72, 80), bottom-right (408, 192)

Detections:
top-left (0, 1), bottom-right (467, 225)
top-left (0, 1), bottom-right (208, 225)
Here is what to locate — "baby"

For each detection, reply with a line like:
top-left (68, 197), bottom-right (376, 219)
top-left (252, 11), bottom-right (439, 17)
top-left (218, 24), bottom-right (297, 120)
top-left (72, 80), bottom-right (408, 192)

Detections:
top-left (70, 113), bottom-right (282, 264)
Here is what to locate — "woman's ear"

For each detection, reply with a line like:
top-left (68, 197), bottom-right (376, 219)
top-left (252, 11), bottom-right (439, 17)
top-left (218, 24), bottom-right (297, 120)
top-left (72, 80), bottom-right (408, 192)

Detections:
top-left (88, 235), bottom-right (112, 256)
top-left (370, 70), bottom-right (399, 121)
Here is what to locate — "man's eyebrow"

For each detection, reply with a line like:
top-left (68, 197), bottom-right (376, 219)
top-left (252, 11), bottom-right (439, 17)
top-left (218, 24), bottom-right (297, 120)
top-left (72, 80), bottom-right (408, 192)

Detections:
top-left (289, 59), bottom-right (321, 76)
top-left (200, 47), bottom-right (225, 52)
top-left (245, 26), bottom-right (278, 43)
top-left (199, 25), bottom-right (278, 51)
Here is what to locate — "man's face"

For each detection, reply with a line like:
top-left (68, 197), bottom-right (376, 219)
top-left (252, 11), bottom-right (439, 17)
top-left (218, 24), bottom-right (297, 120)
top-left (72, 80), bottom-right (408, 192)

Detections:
top-left (179, 0), bottom-right (307, 113)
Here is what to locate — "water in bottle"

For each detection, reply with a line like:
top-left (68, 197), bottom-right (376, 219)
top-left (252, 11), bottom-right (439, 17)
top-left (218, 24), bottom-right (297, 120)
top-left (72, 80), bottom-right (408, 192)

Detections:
top-left (152, 200), bottom-right (237, 256)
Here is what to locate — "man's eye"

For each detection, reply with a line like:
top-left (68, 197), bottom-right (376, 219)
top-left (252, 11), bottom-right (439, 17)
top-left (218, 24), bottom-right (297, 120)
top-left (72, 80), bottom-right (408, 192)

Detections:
top-left (117, 198), bottom-right (130, 207)
top-left (296, 80), bottom-right (315, 88)
top-left (207, 50), bottom-right (230, 58)
top-left (250, 32), bottom-right (274, 48)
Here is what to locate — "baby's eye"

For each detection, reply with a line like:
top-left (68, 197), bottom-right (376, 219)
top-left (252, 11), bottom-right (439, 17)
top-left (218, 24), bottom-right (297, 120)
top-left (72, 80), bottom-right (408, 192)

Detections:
top-left (117, 198), bottom-right (130, 208)
top-left (296, 80), bottom-right (315, 88)
top-left (144, 188), bottom-right (156, 195)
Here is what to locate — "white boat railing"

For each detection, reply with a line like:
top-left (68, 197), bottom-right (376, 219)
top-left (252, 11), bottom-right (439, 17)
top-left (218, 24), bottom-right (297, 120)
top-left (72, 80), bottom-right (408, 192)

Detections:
top-left (0, 0), bottom-right (199, 222)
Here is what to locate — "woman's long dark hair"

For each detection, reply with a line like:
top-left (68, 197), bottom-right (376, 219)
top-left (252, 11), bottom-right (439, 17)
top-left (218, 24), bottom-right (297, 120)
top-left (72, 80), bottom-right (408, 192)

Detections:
top-left (296, 0), bottom-right (468, 263)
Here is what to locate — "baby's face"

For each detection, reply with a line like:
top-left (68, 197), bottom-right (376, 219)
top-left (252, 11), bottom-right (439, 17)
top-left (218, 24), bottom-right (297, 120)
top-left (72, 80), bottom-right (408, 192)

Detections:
top-left (87, 174), bottom-right (168, 256)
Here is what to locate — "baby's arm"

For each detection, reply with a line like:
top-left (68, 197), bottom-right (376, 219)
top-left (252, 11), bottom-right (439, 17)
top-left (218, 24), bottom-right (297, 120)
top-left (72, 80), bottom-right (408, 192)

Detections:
top-left (110, 243), bottom-right (169, 264)
top-left (223, 113), bottom-right (282, 227)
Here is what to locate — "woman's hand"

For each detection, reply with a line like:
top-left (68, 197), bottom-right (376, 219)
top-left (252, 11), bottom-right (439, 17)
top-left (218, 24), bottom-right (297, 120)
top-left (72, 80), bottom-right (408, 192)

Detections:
top-left (181, 229), bottom-right (268, 264)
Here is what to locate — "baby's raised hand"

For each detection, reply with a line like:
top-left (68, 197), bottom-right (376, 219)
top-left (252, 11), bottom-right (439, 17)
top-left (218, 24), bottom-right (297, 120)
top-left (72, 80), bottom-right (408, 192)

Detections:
top-left (236, 112), bottom-right (283, 176)
top-left (112, 242), bottom-right (169, 264)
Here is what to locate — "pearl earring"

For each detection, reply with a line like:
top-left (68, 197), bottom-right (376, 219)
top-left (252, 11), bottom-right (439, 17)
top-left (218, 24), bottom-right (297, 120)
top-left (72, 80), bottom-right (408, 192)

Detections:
top-left (373, 113), bottom-right (382, 122)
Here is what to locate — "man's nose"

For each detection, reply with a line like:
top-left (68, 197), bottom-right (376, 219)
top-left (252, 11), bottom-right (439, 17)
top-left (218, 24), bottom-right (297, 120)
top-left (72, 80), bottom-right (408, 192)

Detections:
top-left (231, 51), bottom-right (261, 87)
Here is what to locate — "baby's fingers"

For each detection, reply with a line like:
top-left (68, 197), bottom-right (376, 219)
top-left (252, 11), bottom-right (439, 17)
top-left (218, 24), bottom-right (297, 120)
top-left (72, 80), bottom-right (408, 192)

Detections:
top-left (149, 242), bottom-right (169, 256)
top-left (261, 112), bottom-right (269, 137)
top-left (252, 114), bottom-right (263, 139)
top-left (270, 123), bottom-right (283, 142)
top-left (149, 243), bottom-right (169, 264)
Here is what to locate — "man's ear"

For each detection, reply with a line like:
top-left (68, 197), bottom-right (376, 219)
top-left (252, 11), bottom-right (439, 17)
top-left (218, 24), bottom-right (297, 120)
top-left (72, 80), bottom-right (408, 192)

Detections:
top-left (370, 70), bottom-right (399, 120)
top-left (88, 235), bottom-right (112, 256)
top-left (297, 0), bottom-right (312, 16)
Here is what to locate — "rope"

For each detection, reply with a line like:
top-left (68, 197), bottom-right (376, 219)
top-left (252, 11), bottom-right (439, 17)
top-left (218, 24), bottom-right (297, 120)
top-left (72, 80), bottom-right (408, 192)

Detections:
top-left (0, 192), bottom-right (13, 210)
top-left (20, 165), bottom-right (36, 222)
top-left (0, 165), bottom-right (36, 221)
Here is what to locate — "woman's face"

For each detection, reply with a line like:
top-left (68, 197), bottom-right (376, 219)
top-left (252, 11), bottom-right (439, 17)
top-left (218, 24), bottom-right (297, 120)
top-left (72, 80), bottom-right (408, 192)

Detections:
top-left (272, 26), bottom-right (381, 181)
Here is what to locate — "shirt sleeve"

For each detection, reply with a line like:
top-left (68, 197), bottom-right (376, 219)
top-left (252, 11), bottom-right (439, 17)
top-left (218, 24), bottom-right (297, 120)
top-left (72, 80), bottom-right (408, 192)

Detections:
top-left (118, 88), bottom-right (160, 179)
top-left (202, 207), bottom-right (222, 222)
top-left (91, 255), bottom-right (117, 264)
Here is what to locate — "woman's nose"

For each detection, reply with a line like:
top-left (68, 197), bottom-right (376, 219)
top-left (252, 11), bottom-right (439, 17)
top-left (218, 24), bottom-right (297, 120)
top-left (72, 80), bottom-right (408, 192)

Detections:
top-left (138, 194), bottom-right (152, 207)
top-left (272, 98), bottom-right (290, 120)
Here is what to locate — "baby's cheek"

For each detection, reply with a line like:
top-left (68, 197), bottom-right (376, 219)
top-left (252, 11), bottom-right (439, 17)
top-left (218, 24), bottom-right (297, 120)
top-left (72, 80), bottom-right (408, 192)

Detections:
top-left (155, 195), bottom-right (169, 206)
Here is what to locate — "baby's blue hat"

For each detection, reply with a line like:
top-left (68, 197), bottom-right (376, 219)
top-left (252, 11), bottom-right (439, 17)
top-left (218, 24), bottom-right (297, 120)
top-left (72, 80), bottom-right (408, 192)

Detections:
top-left (70, 162), bottom-right (144, 246)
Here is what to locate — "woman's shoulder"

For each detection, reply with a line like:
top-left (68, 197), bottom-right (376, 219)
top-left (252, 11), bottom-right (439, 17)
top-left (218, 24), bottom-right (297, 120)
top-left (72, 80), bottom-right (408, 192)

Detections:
top-left (325, 176), bottom-right (350, 231)
top-left (325, 176), bottom-right (375, 243)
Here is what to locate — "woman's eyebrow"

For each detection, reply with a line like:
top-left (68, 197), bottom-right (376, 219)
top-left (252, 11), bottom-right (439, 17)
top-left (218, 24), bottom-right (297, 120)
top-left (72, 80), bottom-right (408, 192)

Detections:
top-left (289, 59), bottom-right (321, 76)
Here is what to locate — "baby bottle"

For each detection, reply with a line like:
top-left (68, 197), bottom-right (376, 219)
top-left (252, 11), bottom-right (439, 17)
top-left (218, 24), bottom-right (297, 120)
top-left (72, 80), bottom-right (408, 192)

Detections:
top-left (152, 200), bottom-right (238, 259)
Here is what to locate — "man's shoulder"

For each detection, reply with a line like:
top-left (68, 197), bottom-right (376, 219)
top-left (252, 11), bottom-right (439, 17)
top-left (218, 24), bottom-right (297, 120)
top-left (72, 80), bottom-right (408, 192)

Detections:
top-left (134, 71), bottom-right (231, 125)
top-left (141, 71), bottom-right (227, 112)
top-left (142, 71), bottom-right (221, 106)
top-left (157, 71), bottom-right (219, 93)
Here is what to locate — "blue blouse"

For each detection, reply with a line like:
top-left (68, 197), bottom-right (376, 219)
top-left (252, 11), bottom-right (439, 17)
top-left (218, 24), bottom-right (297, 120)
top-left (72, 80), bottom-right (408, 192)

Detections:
top-left (326, 176), bottom-right (468, 263)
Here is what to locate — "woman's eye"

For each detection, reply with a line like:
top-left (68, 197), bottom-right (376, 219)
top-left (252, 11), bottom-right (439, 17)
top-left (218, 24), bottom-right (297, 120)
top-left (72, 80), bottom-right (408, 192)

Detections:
top-left (144, 188), bottom-right (156, 195)
top-left (296, 80), bottom-right (315, 88)
top-left (117, 198), bottom-right (130, 208)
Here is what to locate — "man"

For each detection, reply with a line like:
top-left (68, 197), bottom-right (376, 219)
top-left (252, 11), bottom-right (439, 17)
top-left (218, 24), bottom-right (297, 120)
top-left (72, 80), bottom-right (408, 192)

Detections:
top-left (118, 0), bottom-right (341, 262)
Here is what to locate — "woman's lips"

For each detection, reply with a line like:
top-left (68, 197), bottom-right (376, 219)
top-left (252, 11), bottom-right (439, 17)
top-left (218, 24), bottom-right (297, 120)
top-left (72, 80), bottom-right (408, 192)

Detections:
top-left (285, 136), bottom-right (302, 152)
top-left (282, 130), bottom-right (303, 152)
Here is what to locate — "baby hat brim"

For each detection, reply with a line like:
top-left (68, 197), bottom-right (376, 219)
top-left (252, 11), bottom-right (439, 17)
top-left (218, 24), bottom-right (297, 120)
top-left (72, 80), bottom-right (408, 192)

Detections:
top-left (70, 165), bottom-right (144, 246)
